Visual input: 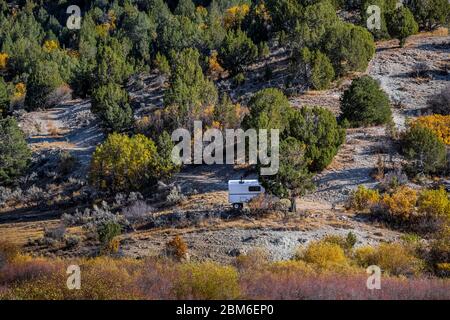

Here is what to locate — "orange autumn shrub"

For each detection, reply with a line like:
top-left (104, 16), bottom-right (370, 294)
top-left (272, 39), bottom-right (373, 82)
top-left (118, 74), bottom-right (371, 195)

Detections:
top-left (411, 115), bottom-right (450, 145)
top-left (382, 186), bottom-right (418, 220)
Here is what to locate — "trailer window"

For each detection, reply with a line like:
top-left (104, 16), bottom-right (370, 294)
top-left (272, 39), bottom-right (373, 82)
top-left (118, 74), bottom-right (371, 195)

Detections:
top-left (249, 186), bottom-right (261, 192)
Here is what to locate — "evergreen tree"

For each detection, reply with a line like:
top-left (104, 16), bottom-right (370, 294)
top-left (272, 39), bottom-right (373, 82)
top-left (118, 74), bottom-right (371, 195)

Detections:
top-left (219, 28), bottom-right (258, 75)
top-left (164, 48), bottom-right (218, 128)
top-left (0, 77), bottom-right (9, 117)
top-left (387, 6), bottom-right (419, 47)
top-left (340, 76), bottom-right (392, 127)
top-left (91, 82), bottom-right (133, 132)
top-left (24, 60), bottom-right (63, 111)
top-left (322, 23), bottom-right (375, 76)
top-left (0, 117), bottom-right (31, 185)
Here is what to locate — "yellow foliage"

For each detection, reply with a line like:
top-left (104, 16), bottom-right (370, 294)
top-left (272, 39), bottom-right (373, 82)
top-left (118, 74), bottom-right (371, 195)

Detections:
top-left (347, 185), bottom-right (380, 211)
top-left (89, 133), bottom-right (159, 191)
top-left (196, 6), bottom-right (208, 17)
top-left (370, 243), bottom-right (424, 276)
top-left (0, 52), bottom-right (8, 69)
top-left (417, 187), bottom-right (450, 219)
top-left (382, 186), bottom-right (417, 219)
top-left (269, 260), bottom-right (314, 275)
top-left (95, 23), bottom-right (111, 37)
top-left (224, 4), bottom-right (250, 28)
top-left (43, 40), bottom-right (59, 52)
top-left (175, 262), bottom-right (240, 299)
top-left (298, 241), bottom-right (349, 269)
top-left (105, 237), bottom-right (120, 254)
top-left (255, 3), bottom-right (271, 22)
top-left (411, 115), bottom-right (450, 145)
top-left (208, 51), bottom-right (224, 75)
top-left (13, 82), bottom-right (26, 99)
top-left (353, 246), bottom-right (377, 267)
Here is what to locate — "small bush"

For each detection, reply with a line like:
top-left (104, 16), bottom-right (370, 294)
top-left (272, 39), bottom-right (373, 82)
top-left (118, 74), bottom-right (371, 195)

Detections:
top-left (402, 125), bottom-right (447, 175)
top-left (322, 233), bottom-right (357, 252)
top-left (340, 76), bottom-right (392, 127)
top-left (43, 225), bottom-right (66, 242)
top-left (382, 186), bottom-right (418, 220)
top-left (91, 83), bottom-right (133, 132)
top-left (166, 186), bottom-right (186, 206)
top-left (165, 235), bottom-right (188, 261)
top-left (386, 6), bottom-right (419, 47)
top-left (122, 200), bottom-right (155, 225)
top-left (371, 243), bottom-right (424, 276)
top-left (417, 187), bottom-right (450, 220)
top-left (175, 262), bottom-right (240, 299)
top-left (428, 85), bottom-right (450, 115)
top-left (347, 186), bottom-right (380, 211)
top-left (353, 246), bottom-right (377, 267)
top-left (235, 248), bottom-right (270, 271)
top-left (0, 241), bottom-right (20, 266)
top-left (57, 151), bottom-right (77, 176)
top-left (97, 221), bottom-right (122, 249)
top-left (429, 227), bottom-right (450, 276)
top-left (297, 241), bottom-right (350, 270)
top-left (411, 115), bottom-right (450, 145)
top-left (90, 133), bottom-right (163, 192)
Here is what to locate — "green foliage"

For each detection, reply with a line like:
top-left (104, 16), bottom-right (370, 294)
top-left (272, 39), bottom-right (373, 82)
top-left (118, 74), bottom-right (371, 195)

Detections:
top-left (347, 185), bottom-right (381, 211)
top-left (164, 48), bottom-right (218, 128)
top-left (154, 52), bottom-right (171, 76)
top-left (91, 83), bottom-right (133, 132)
top-left (360, 0), bottom-right (393, 40)
top-left (95, 39), bottom-right (133, 86)
top-left (340, 76), bottom-right (392, 127)
top-left (24, 60), bottom-right (63, 111)
top-left (261, 137), bottom-right (314, 198)
top-left (89, 133), bottom-right (161, 192)
top-left (120, 3), bottom-right (156, 64)
top-left (243, 88), bottom-right (291, 132)
top-left (387, 6), bottom-right (419, 47)
top-left (0, 77), bottom-right (9, 117)
top-left (417, 187), bottom-right (450, 219)
top-left (213, 94), bottom-right (242, 129)
top-left (291, 0), bottom-right (339, 48)
top-left (175, 0), bottom-right (196, 18)
top-left (407, 0), bottom-right (450, 30)
top-left (402, 125), bottom-right (447, 175)
top-left (265, 0), bottom-right (303, 33)
top-left (156, 130), bottom-right (180, 179)
top-left (310, 51), bottom-right (335, 90)
top-left (0, 117), bottom-right (31, 185)
top-left (322, 23), bottom-right (375, 76)
top-left (97, 221), bottom-right (122, 247)
top-left (219, 28), bottom-right (258, 75)
top-left (287, 107), bottom-right (345, 172)
top-left (291, 47), bottom-right (334, 90)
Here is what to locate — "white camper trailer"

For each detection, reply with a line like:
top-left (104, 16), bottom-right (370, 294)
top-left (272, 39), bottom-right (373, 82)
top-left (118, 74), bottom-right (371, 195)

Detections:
top-left (228, 179), bottom-right (265, 209)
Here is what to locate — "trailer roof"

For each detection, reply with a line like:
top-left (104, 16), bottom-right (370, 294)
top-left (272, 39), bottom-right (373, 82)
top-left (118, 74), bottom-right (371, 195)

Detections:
top-left (228, 179), bottom-right (260, 185)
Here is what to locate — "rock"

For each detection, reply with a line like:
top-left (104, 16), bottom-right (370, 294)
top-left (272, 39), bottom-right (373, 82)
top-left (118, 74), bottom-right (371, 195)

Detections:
top-left (227, 248), bottom-right (241, 257)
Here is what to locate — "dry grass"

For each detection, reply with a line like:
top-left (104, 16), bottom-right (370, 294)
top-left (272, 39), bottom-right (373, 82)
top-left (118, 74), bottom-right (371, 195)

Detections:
top-left (0, 248), bottom-right (448, 300)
